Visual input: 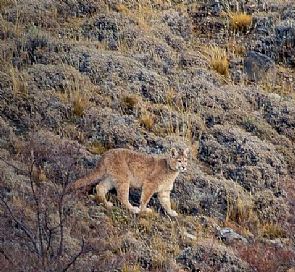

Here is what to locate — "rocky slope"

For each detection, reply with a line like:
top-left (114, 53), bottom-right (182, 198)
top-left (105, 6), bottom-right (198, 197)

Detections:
top-left (0, 0), bottom-right (295, 271)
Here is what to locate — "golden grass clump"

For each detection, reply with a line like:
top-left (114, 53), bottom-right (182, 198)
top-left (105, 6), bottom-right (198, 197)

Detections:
top-left (72, 94), bottom-right (89, 116)
top-left (140, 112), bottom-right (154, 130)
top-left (229, 12), bottom-right (252, 31)
top-left (205, 45), bottom-right (229, 76)
top-left (121, 264), bottom-right (141, 272)
top-left (260, 222), bottom-right (286, 239)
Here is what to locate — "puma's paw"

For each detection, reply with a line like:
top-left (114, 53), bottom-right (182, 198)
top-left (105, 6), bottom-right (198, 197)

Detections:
top-left (105, 201), bottom-right (113, 209)
top-left (130, 206), bottom-right (140, 214)
top-left (141, 207), bottom-right (153, 214)
top-left (168, 210), bottom-right (178, 217)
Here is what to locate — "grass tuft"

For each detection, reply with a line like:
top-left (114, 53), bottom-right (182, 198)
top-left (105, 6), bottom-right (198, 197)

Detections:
top-left (121, 94), bottom-right (141, 113)
top-left (205, 45), bottom-right (229, 76)
top-left (140, 112), bottom-right (154, 130)
top-left (260, 222), bottom-right (286, 239)
top-left (229, 12), bottom-right (252, 32)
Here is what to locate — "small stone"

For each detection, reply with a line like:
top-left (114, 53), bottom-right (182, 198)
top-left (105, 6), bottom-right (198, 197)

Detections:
top-left (217, 227), bottom-right (248, 244)
top-left (244, 51), bottom-right (276, 82)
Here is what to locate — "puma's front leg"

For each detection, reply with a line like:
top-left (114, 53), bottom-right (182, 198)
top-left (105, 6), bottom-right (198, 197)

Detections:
top-left (139, 184), bottom-right (155, 214)
top-left (158, 190), bottom-right (178, 217)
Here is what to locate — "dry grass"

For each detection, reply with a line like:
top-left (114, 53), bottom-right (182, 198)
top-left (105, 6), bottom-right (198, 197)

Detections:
top-left (58, 123), bottom-right (85, 143)
top-left (161, 93), bottom-right (205, 146)
top-left (57, 89), bottom-right (89, 116)
top-left (9, 67), bottom-right (28, 96)
top-left (0, 0), bottom-right (14, 11)
top-left (72, 92), bottom-right (89, 116)
top-left (121, 94), bottom-right (141, 113)
top-left (140, 112), bottom-right (154, 130)
top-left (225, 193), bottom-right (259, 234)
top-left (121, 264), bottom-right (141, 272)
top-left (114, 3), bottom-right (129, 13)
top-left (204, 45), bottom-right (229, 77)
top-left (228, 39), bottom-right (246, 57)
top-left (151, 236), bottom-right (178, 269)
top-left (113, 2), bottom-right (153, 32)
top-left (229, 12), bottom-right (252, 31)
top-left (260, 65), bottom-right (295, 97)
top-left (260, 222), bottom-right (286, 239)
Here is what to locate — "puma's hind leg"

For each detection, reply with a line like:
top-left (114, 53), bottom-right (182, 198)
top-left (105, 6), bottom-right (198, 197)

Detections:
top-left (95, 177), bottom-right (114, 208)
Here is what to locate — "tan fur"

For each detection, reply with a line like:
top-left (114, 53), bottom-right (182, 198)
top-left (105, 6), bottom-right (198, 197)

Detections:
top-left (71, 147), bottom-right (189, 216)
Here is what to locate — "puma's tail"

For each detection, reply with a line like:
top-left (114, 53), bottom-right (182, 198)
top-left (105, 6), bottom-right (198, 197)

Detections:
top-left (67, 162), bottom-right (105, 193)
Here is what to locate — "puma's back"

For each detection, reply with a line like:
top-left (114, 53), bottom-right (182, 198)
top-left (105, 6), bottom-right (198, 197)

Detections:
top-left (72, 147), bottom-right (189, 216)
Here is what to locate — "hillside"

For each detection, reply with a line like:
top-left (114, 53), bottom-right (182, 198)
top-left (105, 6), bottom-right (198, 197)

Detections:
top-left (0, 0), bottom-right (295, 271)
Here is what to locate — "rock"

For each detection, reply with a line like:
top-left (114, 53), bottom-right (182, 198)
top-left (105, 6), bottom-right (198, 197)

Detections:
top-left (217, 227), bottom-right (248, 244)
top-left (162, 10), bottom-right (192, 40)
top-left (199, 125), bottom-right (286, 193)
top-left (282, 6), bottom-right (295, 20)
top-left (172, 169), bottom-right (251, 220)
top-left (183, 231), bottom-right (197, 241)
top-left (252, 14), bottom-right (276, 36)
top-left (0, 117), bottom-right (14, 149)
top-left (244, 51), bottom-right (276, 82)
top-left (177, 240), bottom-right (253, 272)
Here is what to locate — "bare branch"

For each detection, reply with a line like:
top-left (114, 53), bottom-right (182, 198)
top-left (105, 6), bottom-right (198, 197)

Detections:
top-left (0, 156), bottom-right (29, 176)
top-left (62, 238), bottom-right (85, 272)
top-left (0, 197), bottom-right (40, 256)
top-left (29, 160), bottom-right (46, 268)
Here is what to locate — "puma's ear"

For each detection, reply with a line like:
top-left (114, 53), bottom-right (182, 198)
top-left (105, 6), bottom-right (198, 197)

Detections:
top-left (171, 147), bottom-right (178, 158)
top-left (183, 147), bottom-right (189, 157)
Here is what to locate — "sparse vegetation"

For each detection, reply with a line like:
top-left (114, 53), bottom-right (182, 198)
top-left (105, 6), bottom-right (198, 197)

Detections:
top-left (225, 193), bottom-right (259, 234)
top-left (235, 242), bottom-right (294, 272)
top-left (0, 0), bottom-right (294, 271)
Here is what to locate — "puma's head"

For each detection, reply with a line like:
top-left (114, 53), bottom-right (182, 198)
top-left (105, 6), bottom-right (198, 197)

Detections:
top-left (167, 147), bottom-right (189, 172)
